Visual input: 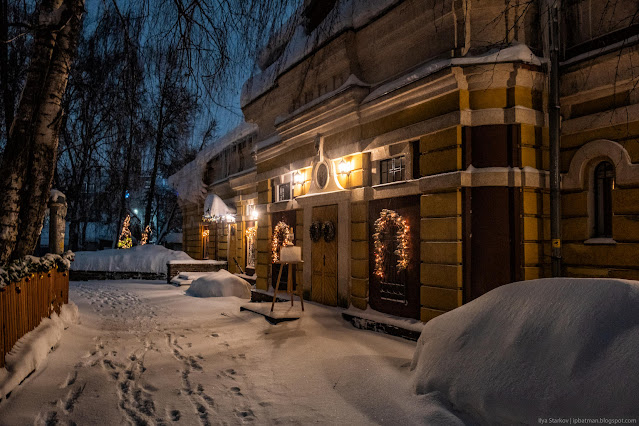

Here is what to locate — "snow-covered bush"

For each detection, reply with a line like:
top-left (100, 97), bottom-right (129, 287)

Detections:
top-left (411, 278), bottom-right (639, 424)
top-left (185, 270), bottom-right (252, 298)
top-left (72, 245), bottom-right (191, 274)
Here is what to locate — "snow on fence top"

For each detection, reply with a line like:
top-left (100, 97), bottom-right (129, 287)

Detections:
top-left (0, 251), bottom-right (74, 289)
top-left (71, 245), bottom-right (192, 275)
top-left (411, 278), bottom-right (639, 423)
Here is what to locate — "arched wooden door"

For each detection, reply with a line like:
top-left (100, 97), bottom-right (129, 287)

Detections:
top-left (368, 196), bottom-right (420, 319)
top-left (311, 205), bottom-right (338, 306)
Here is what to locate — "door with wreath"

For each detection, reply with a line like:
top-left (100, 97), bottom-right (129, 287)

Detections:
top-left (311, 205), bottom-right (338, 306)
top-left (368, 196), bottom-right (420, 319)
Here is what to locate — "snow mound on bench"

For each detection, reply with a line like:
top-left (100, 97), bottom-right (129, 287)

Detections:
top-left (186, 270), bottom-right (251, 299)
top-left (411, 278), bottom-right (639, 424)
top-left (72, 245), bottom-right (192, 274)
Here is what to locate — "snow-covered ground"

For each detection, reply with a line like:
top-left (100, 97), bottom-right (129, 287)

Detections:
top-left (0, 280), bottom-right (427, 425)
top-left (72, 245), bottom-right (192, 274)
top-left (2, 277), bottom-right (637, 425)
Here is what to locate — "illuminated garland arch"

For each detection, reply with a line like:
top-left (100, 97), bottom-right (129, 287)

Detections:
top-left (372, 209), bottom-right (410, 279)
top-left (245, 226), bottom-right (257, 239)
top-left (271, 221), bottom-right (293, 262)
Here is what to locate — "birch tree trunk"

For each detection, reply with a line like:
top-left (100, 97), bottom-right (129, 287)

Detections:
top-left (0, 0), bottom-right (84, 263)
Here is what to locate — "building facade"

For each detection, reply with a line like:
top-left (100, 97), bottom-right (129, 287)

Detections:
top-left (169, 0), bottom-right (639, 322)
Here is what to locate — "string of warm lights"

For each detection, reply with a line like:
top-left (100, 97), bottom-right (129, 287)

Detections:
top-left (140, 225), bottom-right (152, 245)
top-left (245, 226), bottom-right (257, 239)
top-left (372, 209), bottom-right (410, 279)
top-left (271, 221), bottom-right (292, 262)
top-left (118, 215), bottom-right (132, 249)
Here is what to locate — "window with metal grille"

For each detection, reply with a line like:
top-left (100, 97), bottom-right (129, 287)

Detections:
top-left (278, 183), bottom-right (291, 201)
top-left (593, 161), bottom-right (615, 237)
top-left (380, 156), bottom-right (405, 184)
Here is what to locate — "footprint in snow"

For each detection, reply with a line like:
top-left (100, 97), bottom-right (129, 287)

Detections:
top-left (59, 371), bottom-right (77, 389)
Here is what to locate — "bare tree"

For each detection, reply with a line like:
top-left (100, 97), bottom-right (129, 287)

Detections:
top-left (0, 0), bottom-right (85, 263)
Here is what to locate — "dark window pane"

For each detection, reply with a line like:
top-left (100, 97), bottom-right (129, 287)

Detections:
top-left (380, 156), bottom-right (406, 184)
top-left (279, 183), bottom-right (291, 201)
top-left (594, 161), bottom-right (614, 237)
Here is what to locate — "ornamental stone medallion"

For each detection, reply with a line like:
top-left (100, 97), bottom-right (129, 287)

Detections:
top-left (305, 135), bottom-right (345, 195)
top-left (316, 161), bottom-right (329, 189)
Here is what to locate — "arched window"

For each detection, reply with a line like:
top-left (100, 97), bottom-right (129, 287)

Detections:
top-left (593, 161), bottom-right (615, 238)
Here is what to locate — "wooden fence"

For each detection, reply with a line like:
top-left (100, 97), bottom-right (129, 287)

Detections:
top-left (0, 270), bottom-right (69, 369)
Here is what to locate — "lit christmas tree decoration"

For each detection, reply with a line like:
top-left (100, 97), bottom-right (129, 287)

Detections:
top-left (140, 225), bottom-right (152, 245)
top-left (118, 215), bottom-right (133, 249)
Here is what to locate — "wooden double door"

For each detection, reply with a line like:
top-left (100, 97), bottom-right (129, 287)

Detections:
top-left (311, 205), bottom-right (338, 306)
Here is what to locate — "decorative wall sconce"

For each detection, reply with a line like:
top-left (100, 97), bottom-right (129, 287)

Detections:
top-left (293, 171), bottom-right (305, 185)
top-left (247, 204), bottom-right (259, 220)
top-left (338, 159), bottom-right (353, 175)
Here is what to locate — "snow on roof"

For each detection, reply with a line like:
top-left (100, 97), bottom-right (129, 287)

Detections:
top-left (274, 74), bottom-right (370, 125)
top-left (412, 278), bottom-right (639, 422)
top-left (241, 0), bottom-right (402, 107)
top-left (203, 193), bottom-right (236, 218)
top-left (363, 44), bottom-right (543, 104)
top-left (168, 122), bottom-right (258, 203)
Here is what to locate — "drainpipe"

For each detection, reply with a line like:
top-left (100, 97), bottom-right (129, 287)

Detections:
top-left (548, 0), bottom-right (562, 276)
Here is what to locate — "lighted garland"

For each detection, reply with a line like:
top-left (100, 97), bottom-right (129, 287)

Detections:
top-left (245, 226), bottom-right (257, 239)
top-left (140, 225), bottom-right (152, 245)
top-left (373, 209), bottom-right (410, 279)
top-left (118, 214), bottom-right (132, 249)
top-left (271, 221), bottom-right (293, 262)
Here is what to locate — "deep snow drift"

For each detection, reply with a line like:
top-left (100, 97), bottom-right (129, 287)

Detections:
top-left (411, 278), bottom-right (639, 424)
top-left (0, 303), bottom-right (79, 398)
top-left (72, 245), bottom-right (192, 274)
top-left (185, 270), bottom-right (252, 299)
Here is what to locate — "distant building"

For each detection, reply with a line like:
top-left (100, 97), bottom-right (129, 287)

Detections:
top-left (170, 0), bottom-right (639, 321)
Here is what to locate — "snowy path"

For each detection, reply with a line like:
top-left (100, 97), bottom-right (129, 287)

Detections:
top-left (0, 280), bottom-right (432, 425)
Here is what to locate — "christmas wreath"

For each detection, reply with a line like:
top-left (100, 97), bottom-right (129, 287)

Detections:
top-left (322, 220), bottom-right (336, 242)
top-left (372, 209), bottom-right (410, 279)
top-left (309, 221), bottom-right (322, 242)
top-left (271, 221), bottom-right (292, 262)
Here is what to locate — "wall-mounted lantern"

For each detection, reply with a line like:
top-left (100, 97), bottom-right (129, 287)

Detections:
top-left (338, 158), bottom-right (353, 175)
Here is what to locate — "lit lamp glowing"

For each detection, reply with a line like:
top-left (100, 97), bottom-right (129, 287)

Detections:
top-left (247, 204), bottom-right (259, 220)
top-left (202, 229), bottom-right (210, 238)
top-left (225, 214), bottom-right (236, 223)
top-left (338, 159), bottom-right (353, 175)
top-left (293, 171), bottom-right (304, 185)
